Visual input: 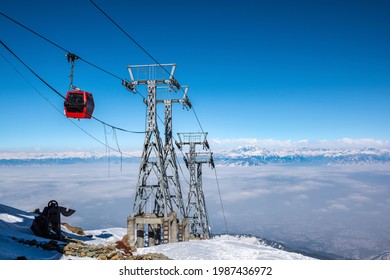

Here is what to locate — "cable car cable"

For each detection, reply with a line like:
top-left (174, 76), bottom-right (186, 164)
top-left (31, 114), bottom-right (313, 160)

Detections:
top-left (1, 9), bottom-right (173, 124)
top-left (88, 0), bottom-right (172, 78)
top-left (0, 40), bottom-right (146, 135)
top-left (0, 11), bottom-right (147, 105)
top-left (0, 11), bottom-right (68, 53)
top-left (0, 49), bottom-right (124, 154)
top-left (0, 11), bottom-right (123, 82)
top-left (89, 0), bottom-right (194, 109)
top-left (1, 49), bottom-right (143, 167)
top-left (113, 128), bottom-right (124, 172)
top-left (88, 0), bottom-right (191, 117)
top-left (0, 40), bottom-right (66, 100)
top-left (85, 1), bottom-right (207, 137)
top-left (0, 50), bottom-right (63, 115)
top-left (87, 0), bottom-right (208, 143)
top-left (104, 124), bottom-right (111, 177)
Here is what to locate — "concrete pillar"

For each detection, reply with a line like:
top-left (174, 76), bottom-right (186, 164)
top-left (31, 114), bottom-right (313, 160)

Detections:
top-left (169, 212), bottom-right (177, 243)
top-left (127, 216), bottom-right (135, 247)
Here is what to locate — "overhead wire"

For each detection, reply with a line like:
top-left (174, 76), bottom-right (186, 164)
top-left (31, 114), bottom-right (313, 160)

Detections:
top-left (0, 48), bottom-right (124, 155)
top-left (0, 39), bottom-right (145, 135)
top-left (0, 10), bottom-right (148, 101)
top-left (87, 0), bottom-right (186, 102)
top-left (86, 0), bottom-right (166, 103)
top-left (0, 10), bottom-right (143, 174)
top-left (0, 51), bottom-right (63, 115)
top-left (87, 0), bottom-right (172, 78)
top-left (113, 128), bottom-right (124, 172)
top-left (0, 40), bottom-right (149, 165)
top-left (0, 11), bottom-right (123, 82)
top-left (0, 40), bottom-right (66, 100)
top-left (0, 11), bottom-right (147, 132)
top-left (104, 124), bottom-right (111, 177)
top-left (86, 0), bottom-right (206, 137)
top-left (84, 1), bottom-right (205, 139)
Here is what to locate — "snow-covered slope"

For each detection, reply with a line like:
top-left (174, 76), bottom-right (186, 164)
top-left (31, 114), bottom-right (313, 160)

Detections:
top-left (0, 203), bottom-right (314, 260)
top-left (0, 204), bottom-right (63, 260)
top-left (136, 235), bottom-right (313, 260)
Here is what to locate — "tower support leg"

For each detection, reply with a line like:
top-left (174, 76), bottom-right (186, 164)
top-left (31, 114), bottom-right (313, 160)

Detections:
top-left (127, 216), bottom-right (136, 247)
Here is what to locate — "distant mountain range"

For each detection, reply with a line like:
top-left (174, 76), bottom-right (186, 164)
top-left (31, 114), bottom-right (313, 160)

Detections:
top-left (0, 151), bottom-right (139, 166)
top-left (1, 146), bottom-right (390, 166)
top-left (214, 145), bottom-right (390, 166)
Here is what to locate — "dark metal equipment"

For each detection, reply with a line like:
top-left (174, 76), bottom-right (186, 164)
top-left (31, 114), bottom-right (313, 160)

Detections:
top-left (31, 200), bottom-right (75, 241)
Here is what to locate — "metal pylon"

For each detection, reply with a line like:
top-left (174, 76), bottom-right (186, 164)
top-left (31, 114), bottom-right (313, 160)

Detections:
top-left (158, 87), bottom-right (191, 221)
top-left (163, 100), bottom-right (186, 219)
top-left (134, 80), bottom-right (172, 216)
top-left (123, 64), bottom-right (184, 218)
top-left (177, 132), bottom-right (214, 238)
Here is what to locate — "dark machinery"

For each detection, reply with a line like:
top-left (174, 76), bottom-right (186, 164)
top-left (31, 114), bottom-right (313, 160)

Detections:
top-left (30, 200), bottom-right (75, 241)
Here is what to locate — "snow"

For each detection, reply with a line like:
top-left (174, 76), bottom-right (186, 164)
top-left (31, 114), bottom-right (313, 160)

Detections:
top-left (1, 146), bottom-right (390, 164)
top-left (136, 235), bottom-right (313, 260)
top-left (0, 213), bottom-right (24, 223)
top-left (0, 150), bottom-right (141, 160)
top-left (0, 203), bottom-right (314, 260)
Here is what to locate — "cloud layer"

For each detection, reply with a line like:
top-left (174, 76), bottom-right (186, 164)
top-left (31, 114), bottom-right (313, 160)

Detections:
top-left (1, 163), bottom-right (389, 259)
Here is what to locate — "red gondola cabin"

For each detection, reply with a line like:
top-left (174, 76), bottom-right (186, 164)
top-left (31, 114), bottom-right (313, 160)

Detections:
top-left (64, 90), bottom-right (95, 119)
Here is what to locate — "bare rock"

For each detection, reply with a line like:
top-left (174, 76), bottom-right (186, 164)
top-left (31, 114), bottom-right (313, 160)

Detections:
top-left (61, 222), bottom-right (89, 236)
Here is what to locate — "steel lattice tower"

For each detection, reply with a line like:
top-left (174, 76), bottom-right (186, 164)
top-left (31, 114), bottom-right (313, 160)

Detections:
top-left (123, 64), bottom-right (189, 246)
top-left (158, 89), bottom-right (191, 221)
top-left (177, 132), bottom-right (214, 239)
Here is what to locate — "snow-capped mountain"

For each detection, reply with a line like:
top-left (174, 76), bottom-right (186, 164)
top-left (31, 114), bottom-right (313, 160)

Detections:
top-left (214, 145), bottom-right (390, 166)
top-left (1, 146), bottom-right (390, 166)
top-left (0, 151), bottom-right (141, 165)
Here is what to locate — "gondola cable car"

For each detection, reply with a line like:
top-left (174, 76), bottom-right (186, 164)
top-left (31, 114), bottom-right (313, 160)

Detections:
top-left (64, 53), bottom-right (95, 119)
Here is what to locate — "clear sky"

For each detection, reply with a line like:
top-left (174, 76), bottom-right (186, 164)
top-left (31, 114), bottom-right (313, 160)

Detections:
top-left (1, 0), bottom-right (389, 152)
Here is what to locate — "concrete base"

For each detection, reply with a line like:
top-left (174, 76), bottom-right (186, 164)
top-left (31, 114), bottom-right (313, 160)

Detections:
top-left (127, 212), bottom-right (189, 248)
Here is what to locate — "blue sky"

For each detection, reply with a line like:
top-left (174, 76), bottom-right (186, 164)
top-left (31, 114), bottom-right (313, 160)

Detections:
top-left (1, 0), bottom-right (389, 152)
